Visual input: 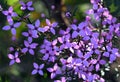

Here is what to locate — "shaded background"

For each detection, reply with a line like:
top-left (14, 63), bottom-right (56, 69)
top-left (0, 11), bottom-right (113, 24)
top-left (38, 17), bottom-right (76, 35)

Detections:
top-left (0, 0), bottom-right (120, 82)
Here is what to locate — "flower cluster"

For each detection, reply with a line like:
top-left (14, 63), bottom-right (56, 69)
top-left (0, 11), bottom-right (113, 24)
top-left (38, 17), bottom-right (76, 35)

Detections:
top-left (1, 0), bottom-right (120, 82)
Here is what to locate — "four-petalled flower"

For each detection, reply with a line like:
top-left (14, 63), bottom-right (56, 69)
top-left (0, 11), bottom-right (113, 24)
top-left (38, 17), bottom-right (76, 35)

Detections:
top-left (31, 62), bottom-right (44, 75)
top-left (8, 52), bottom-right (21, 65)
top-left (2, 20), bottom-right (21, 35)
top-left (21, 40), bottom-right (38, 55)
top-left (47, 63), bottom-right (62, 79)
top-left (20, 1), bottom-right (34, 11)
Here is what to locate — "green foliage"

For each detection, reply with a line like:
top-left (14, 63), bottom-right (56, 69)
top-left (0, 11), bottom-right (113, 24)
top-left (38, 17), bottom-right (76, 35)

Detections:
top-left (7, 0), bottom-right (18, 6)
top-left (65, 0), bottom-right (89, 6)
top-left (104, 0), bottom-right (120, 17)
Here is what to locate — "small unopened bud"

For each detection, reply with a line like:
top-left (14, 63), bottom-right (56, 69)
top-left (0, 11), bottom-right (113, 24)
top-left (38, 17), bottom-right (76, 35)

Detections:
top-left (51, 5), bottom-right (55, 10)
top-left (73, 19), bottom-right (78, 23)
top-left (9, 47), bottom-right (14, 52)
top-left (41, 13), bottom-right (45, 18)
top-left (65, 12), bottom-right (71, 17)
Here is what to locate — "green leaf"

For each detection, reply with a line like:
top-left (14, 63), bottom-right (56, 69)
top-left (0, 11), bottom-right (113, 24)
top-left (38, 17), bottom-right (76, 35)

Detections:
top-left (7, 0), bottom-right (18, 6)
top-left (43, 72), bottom-right (48, 78)
top-left (104, 0), bottom-right (120, 17)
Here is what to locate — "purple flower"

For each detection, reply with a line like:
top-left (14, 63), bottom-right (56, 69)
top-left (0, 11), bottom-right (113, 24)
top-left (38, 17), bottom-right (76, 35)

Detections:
top-left (47, 63), bottom-right (62, 79)
top-left (89, 32), bottom-right (99, 48)
top-left (60, 56), bottom-right (73, 70)
top-left (20, 1), bottom-right (34, 11)
top-left (78, 22), bottom-right (91, 37)
top-left (66, 12), bottom-right (71, 17)
top-left (27, 19), bottom-right (45, 33)
top-left (8, 52), bottom-right (21, 65)
top-left (40, 47), bottom-right (51, 60)
top-left (54, 77), bottom-right (66, 82)
top-left (71, 58), bottom-right (83, 72)
top-left (86, 1), bottom-right (105, 20)
top-left (90, 59), bottom-right (106, 71)
top-left (59, 27), bottom-right (71, 36)
top-left (9, 47), bottom-right (14, 52)
top-left (41, 13), bottom-right (46, 18)
top-left (71, 22), bottom-right (91, 38)
top-left (2, 20), bottom-right (21, 35)
top-left (77, 51), bottom-right (91, 67)
top-left (107, 17), bottom-right (117, 25)
top-left (103, 46), bottom-right (120, 63)
top-left (2, 6), bottom-right (18, 21)
top-left (21, 40), bottom-right (38, 55)
top-left (71, 24), bottom-right (80, 38)
top-left (92, 74), bottom-right (105, 82)
top-left (31, 62), bottom-right (44, 75)
top-left (44, 19), bottom-right (58, 35)
top-left (40, 39), bottom-right (59, 62)
top-left (22, 30), bottom-right (38, 42)
top-left (71, 42), bottom-right (79, 50)
top-left (4, 0), bottom-right (120, 81)
top-left (41, 47), bottom-right (55, 62)
top-left (58, 34), bottom-right (71, 50)
top-left (51, 5), bottom-right (55, 10)
top-left (90, 0), bottom-right (101, 4)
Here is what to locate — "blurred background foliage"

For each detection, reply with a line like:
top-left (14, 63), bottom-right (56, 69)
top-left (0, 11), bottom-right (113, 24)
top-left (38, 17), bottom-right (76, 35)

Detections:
top-left (0, 0), bottom-right (120, 82)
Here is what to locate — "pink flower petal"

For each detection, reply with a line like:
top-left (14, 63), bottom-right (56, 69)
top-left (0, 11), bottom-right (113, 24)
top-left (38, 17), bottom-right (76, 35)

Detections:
top-left (8, 54), bottom-right (14, 59)
top-left (15, 58), bottom-right (21, 63)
